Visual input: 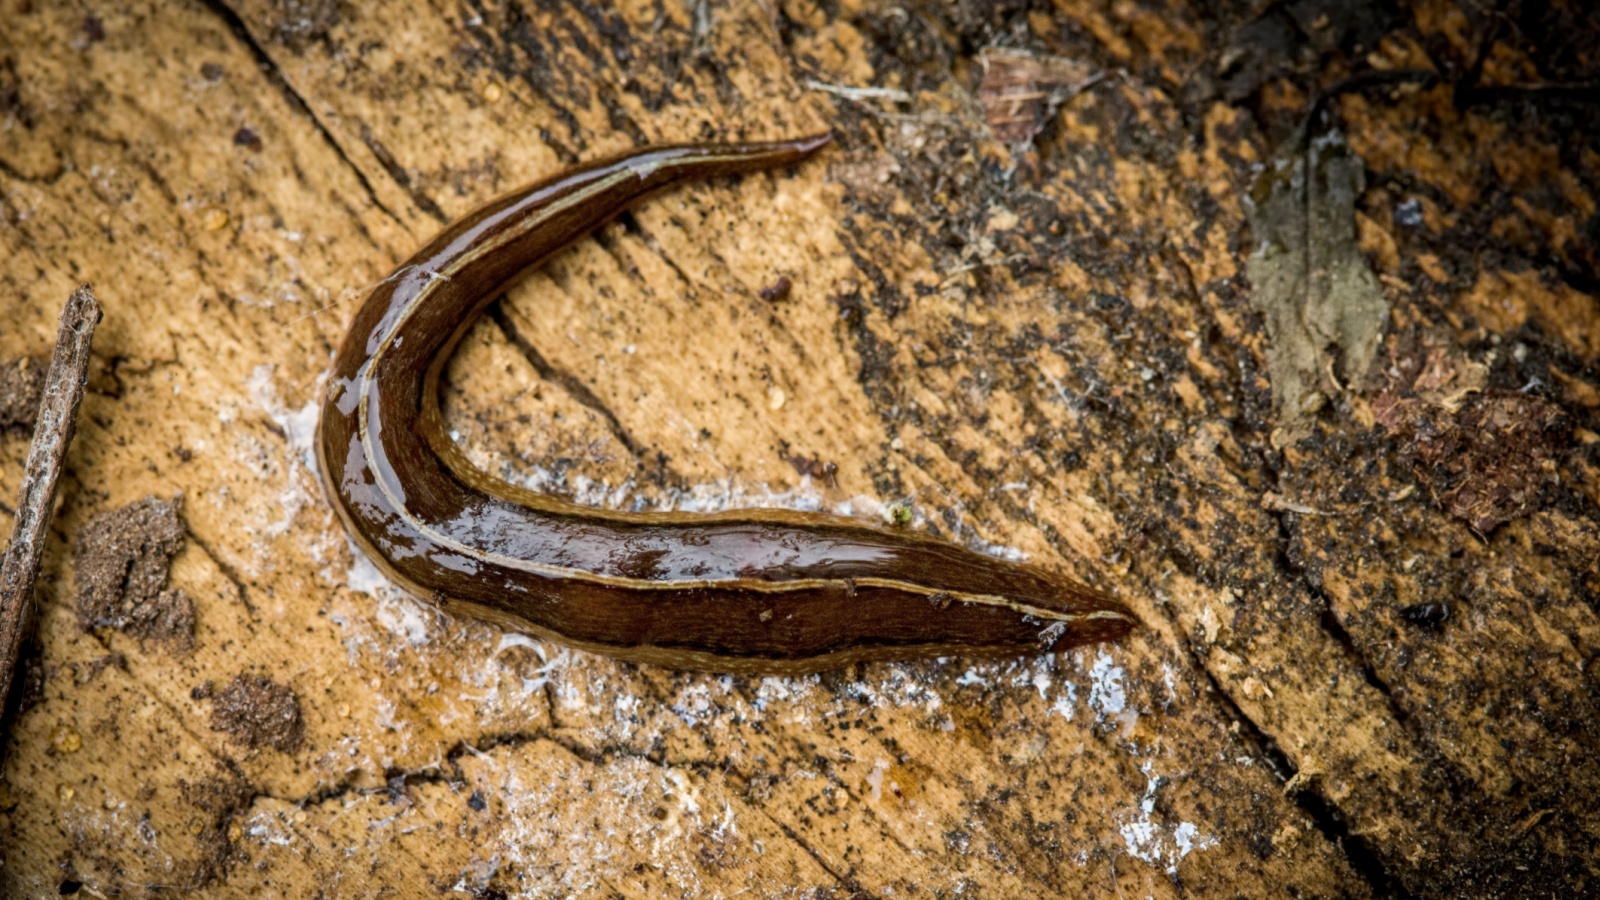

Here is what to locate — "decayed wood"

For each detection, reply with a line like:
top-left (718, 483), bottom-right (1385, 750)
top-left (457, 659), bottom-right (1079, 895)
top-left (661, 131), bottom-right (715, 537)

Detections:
top-left (1, 0), bottom-right (1597, 897)
top-left (0, 285), bottom-right (100, 728)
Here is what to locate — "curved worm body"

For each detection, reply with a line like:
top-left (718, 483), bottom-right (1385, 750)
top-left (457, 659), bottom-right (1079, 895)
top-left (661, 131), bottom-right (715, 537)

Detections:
top-left (316, 134), bottom-right (1136, 674)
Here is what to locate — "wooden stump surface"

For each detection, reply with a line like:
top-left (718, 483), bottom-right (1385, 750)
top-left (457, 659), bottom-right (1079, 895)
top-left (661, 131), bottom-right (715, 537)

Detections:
top-left (2, 1), bottom-right (1598, 897)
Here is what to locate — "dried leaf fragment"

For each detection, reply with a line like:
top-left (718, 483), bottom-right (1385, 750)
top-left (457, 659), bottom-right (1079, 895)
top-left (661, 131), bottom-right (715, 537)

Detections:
top-left (978, 48), bottom-right (1099, 147)
top-left (1246, 125), bottom-right (1389, 440)
top-left (1375, 390), bottom-right (1567, 533)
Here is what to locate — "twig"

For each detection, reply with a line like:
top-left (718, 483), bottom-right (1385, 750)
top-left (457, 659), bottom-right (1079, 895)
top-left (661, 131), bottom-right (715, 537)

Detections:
top-left (801, 78), bottom-right (913, 103)
top-left (0, 284), bottom-right (102, 714)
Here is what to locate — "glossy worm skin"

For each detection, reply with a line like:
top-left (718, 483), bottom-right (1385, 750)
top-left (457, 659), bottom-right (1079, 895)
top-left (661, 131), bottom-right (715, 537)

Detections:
top-left (316, 134), bottom-right (1137, 674)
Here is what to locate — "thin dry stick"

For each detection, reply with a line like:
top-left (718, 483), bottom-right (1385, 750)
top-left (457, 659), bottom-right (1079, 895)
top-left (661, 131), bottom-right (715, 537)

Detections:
top-left (0, 284), bottom-right (102, 711)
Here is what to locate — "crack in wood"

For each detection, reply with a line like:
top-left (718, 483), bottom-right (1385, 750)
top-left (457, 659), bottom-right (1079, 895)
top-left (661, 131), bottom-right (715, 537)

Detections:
top-left (356, 123), bottom-right (450, 225)
top-left (488, 300), bottom-right (644, 459)
top-left (760, 808), bottom-right (878, 899)
top-left (197, 0), bottom-right (410, 231)
top-left (184, 527), bottom-right (257, 618)
top-left (1195, 662), bottom-right (1406, 898)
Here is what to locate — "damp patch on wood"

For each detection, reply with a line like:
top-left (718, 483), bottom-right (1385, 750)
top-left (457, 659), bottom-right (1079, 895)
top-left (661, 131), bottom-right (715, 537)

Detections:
top-left (73, 495), bottom-right (195, 652)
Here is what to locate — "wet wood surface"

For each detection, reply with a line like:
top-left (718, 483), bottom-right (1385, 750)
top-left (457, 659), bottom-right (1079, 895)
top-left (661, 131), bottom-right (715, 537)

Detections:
top-left (2, 1), bottom-right (1597, 896)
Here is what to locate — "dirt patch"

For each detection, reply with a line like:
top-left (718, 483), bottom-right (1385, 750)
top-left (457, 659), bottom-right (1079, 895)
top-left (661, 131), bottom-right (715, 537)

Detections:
top-left (0, 356), bottom-right (47, 430)
top-left (73, 496), bottom-right (194, 652)
top-left (125, 589), bottom-right (196, 652)
top-left (204, 674), bottom-right (304, 753)
top-left (178, 767), bottom-right (255, 887)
